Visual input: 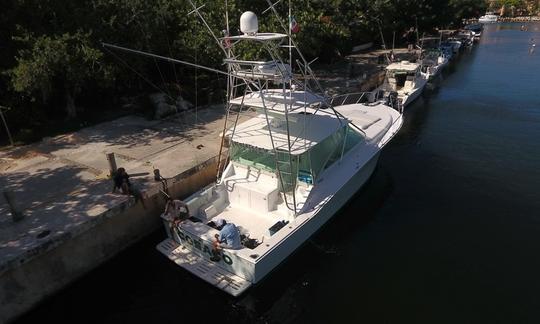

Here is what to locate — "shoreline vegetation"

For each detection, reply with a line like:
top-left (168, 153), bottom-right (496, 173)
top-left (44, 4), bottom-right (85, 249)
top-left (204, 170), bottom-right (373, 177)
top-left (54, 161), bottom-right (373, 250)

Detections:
top-left (0, 0), bottom-right (537, 147)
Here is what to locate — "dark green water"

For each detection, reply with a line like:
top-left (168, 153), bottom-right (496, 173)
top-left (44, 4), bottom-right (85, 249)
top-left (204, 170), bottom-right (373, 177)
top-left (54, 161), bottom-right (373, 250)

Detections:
top-left (17, 23), bottom-right (540, 324)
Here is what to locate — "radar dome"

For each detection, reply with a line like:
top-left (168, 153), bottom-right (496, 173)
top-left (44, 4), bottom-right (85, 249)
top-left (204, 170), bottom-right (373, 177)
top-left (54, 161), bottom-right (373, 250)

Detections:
top-left (240, 11), bottom-right (258, 35)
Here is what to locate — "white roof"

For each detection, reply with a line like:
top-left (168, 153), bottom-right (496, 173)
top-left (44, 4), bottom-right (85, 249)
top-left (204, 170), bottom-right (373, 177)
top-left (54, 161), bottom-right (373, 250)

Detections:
top-left (230, 109), bottom-right (345, 155)
top-left (229, 89), bottom-right (325, 112)
top-left (386, 61), bottom-right (420, 72)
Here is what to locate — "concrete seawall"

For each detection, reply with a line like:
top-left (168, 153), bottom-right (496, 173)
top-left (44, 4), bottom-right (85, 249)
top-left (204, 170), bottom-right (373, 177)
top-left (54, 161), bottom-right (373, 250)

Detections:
top-left (0, 107), bottom-right (238, 323)
top-left (0, 154), bottom-right (221, 323)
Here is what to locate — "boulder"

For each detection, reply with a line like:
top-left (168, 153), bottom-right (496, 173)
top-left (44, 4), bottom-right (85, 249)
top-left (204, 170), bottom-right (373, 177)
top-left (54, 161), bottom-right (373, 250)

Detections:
top-left (176, 95), bottom-right (193, 111)
top-left (150, 93), bottom-right (177, 119)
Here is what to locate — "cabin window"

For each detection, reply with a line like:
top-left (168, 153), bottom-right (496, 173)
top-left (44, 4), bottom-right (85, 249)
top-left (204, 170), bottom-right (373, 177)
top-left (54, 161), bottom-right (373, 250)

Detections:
top-left (297, 125), bottom-right (362, 182)
top-left (230, 143), bottom-right (299, 192)
top-left (343, 125), bottom-right (363, 152)
top-left (230, 125), bottom-right (363, 188)
top-left (230, 142), bottom-right (275, 172)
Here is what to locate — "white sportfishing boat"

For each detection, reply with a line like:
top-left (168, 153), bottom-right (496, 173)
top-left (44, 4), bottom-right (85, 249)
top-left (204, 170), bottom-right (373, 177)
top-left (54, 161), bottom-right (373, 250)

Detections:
top-left (478, 13), bottom-right (498, 23)
top-left (376, 61), bottom-right (428, 109)
top-left (153, 6), bottom-right (403, 296)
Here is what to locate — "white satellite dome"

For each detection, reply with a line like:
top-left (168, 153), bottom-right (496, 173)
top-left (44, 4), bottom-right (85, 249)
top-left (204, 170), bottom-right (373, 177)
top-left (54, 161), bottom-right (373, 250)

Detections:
top-left (240, 11), bottom-right (258, 35)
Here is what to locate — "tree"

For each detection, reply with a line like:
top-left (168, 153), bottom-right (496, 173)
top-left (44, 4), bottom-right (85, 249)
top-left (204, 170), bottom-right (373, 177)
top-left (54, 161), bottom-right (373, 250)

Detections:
top-left (10, 31), bottom-right (109, 119)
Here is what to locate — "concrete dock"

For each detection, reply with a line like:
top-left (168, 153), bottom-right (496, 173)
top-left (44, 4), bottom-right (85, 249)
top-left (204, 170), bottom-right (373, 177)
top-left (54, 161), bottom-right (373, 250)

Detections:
top-left (0, 106), bottom-right (244, 323)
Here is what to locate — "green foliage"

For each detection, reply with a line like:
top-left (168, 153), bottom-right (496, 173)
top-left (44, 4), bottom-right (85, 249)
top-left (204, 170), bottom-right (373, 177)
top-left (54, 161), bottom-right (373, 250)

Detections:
top-left (11, 31), bottom-right (106, 103)
top-left (489, 0), bottom-right (539, 16)
top-left (0, 0), bottom-right (489, 141)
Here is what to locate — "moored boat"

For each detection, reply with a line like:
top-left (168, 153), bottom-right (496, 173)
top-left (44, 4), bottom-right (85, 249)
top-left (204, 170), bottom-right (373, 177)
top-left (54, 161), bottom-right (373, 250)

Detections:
top-left (478, 13), bottom-right (498, 23)
top-left (156, 8), bottom-right (404, 296)
top-left (421, 49), bottom-right (450, 80)
top-left (375, 60), bottom-right (428, 109)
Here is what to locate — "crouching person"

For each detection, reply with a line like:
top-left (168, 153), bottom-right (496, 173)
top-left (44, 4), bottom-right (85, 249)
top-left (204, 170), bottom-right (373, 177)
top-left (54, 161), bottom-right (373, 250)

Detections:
top-left (211, 219), bottom-right (241, 262)
top-left (164, 198), bottom-right (190, 226)
top-left (112, 167), bottom-right (146, 208)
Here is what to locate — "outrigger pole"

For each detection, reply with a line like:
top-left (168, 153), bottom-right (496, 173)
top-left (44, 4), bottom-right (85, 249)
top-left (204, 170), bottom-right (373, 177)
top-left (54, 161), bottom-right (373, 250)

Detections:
top-left (101, 42), bottom-right (230, 77)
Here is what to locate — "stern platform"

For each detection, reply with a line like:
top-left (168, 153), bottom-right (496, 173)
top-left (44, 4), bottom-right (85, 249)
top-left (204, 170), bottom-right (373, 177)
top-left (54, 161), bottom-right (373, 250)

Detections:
top-left (156, 239), bottom-right (251, 296)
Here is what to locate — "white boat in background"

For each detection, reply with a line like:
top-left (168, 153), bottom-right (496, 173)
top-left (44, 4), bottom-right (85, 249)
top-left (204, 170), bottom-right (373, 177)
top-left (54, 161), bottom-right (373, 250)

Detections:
top-left (478, 13), bottom-right (498, 23)
top-left (376, 61), bottom-right (428, 109)
top-left (154, 8), bottom-right (403, 296)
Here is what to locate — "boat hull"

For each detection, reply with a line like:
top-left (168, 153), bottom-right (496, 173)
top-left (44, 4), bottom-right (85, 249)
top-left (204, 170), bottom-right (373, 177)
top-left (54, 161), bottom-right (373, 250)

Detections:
top-left (252, 151), bottom-right (381, 282)
top-left (401, 77), bottom-right (427, 108)
top-left (157, 150), bottom-right (382, 288)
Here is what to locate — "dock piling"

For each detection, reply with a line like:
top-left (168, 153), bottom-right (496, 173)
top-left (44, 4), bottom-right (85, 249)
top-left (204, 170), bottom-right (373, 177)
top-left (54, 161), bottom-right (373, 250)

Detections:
top-left (106, 153), bottom-right (117, 177)
top-left (3, 190), bottom-right (24, 222)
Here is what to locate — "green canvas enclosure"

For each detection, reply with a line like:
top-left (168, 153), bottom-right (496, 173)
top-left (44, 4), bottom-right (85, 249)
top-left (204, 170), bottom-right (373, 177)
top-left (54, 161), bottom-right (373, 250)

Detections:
top-left (230, 124), bottom-right (363, 191)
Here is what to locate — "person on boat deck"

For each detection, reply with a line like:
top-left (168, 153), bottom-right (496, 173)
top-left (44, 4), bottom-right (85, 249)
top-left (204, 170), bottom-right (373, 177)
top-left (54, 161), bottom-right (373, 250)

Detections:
top-left (164, 198), bottom-right (190, 225)
top-left (213, 219), bottom-right (242, 250)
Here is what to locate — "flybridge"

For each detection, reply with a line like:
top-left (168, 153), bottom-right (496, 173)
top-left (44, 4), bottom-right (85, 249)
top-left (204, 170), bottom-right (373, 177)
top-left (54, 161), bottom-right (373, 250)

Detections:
top-left (230, 109), bottom-right (347, 155)
top-left (228, 90), bottom-right (325, 112)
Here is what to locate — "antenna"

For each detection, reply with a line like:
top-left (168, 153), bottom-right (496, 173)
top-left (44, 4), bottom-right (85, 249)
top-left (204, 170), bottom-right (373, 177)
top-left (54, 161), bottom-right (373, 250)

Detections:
top-left (225, 0), bottom-right (230, 36)
top-left (186, 0), bottom-right (228, 56)
top-left (415, 16), bottom-right (420, 47)
top-left (262, 0), bottom-right (283, 15)
top-left (378, 22), bottom-right (391, 64)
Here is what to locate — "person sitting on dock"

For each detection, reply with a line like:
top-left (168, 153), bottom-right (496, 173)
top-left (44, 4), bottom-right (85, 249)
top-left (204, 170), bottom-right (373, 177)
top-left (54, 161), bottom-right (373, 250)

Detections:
top-left (112, 167), bottom-right (131, 194)
top-left (164, 198), bottom-right (190, 225)
top-left (112, 167), bottom-right (146, 208)
top-left (212, 219), bottom-right (242, 251)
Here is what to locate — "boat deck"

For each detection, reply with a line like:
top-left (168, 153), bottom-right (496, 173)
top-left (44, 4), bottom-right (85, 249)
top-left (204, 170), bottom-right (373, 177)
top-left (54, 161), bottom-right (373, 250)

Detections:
top-left (208, 205), bottom-right (285, 244)
top-left (335, 103), bottom-right (396, 142)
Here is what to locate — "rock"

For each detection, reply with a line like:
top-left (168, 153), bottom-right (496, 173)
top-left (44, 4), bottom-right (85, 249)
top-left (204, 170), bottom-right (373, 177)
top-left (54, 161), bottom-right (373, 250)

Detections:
top-left (149, 93), bottom-right (194, 119)
top-left (150, 93), bottom-right (177, 119)
top-left (176, 95), bottom-right (193, 111)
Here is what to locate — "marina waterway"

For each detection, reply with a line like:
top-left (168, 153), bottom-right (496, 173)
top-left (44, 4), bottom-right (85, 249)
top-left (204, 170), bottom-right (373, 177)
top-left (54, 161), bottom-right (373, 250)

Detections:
top-left (16, 23), bottom-right (540, 323)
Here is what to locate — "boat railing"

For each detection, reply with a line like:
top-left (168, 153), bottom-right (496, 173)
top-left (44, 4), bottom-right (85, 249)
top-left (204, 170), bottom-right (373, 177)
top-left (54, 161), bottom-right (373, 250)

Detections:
top-left (224, 58), bottom-right (291, 81)
top-left (329, 92), bottom-right (374, 106)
